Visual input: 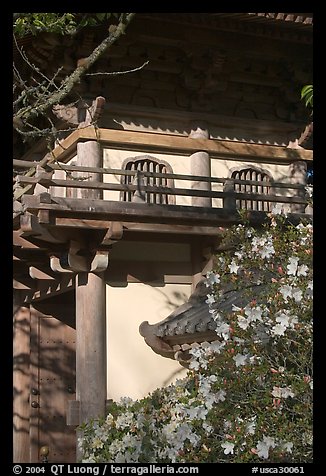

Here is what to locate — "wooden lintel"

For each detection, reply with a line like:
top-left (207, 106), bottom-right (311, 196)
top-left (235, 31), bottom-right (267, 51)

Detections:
top-left (53, 217), bottom-right (113, 229)
top-left (122, 222), bottom-right (226, 236)
top-left (51, 127), bottom-right (313, 164)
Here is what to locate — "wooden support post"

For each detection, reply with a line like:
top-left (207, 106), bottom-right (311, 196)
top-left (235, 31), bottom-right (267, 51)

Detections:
top-left (75, 139), bottom-right (106, 461)
top-left (189, 126), bottom-right (211, 207)
top-left (289, 161), bottom-right (307, 213)
top-left (13, 291), bottom-right (31, 463)
top-left (76, 272), bottom-right (107, 423)
top-left (76, 141), bottom-right (102, 200)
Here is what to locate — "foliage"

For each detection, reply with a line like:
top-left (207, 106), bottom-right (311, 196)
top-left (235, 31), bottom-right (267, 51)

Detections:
top-left (78, 209), bottom-right (313, 463)
top-left (13, 13), bottom-right (117, 37)
top-left (301, 85), bottom-right (313, 109)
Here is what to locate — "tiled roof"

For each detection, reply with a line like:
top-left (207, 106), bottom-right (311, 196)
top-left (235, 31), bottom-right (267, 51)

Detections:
top-left (139, 277), bottom-right (268, 361)
top-left (246, 13), bottom-right (313, 25)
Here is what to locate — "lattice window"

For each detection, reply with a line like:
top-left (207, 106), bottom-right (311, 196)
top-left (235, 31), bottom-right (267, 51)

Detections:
top-left (121, 156), bottom-right (175, 204)
top-left (230, 168), bottom-right (271, 211)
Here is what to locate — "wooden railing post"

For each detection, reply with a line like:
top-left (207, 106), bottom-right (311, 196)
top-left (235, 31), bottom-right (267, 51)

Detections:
top-left (289, 161), bottom-right (307, 213)
top-left (189, 126), bottom-right (212, 207)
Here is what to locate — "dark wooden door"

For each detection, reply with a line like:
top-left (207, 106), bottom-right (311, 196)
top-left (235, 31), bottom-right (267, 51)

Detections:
top-left (30, 292), bottom-right (76, 463)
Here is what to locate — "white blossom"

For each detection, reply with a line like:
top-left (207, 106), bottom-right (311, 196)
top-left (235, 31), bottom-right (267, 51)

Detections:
top-left (229, 260), bottom-right (240, 274)
top-left (256, 436), bottom-right (276, 459)
top-left (205, 294), bottom-right (216, 305)
top-left (245, 418), bottom-right (256, 435)
top-left (216, 389), bottom-right (227, 402)
top-left (272, 386), bottom-right (295, 399)
top-left (281, 441), bottom-right (294, 453)
top-left (297, 264), bottom-right (309, 276)
top-left (237, 315), bottom-right (250, 330)
top-left (205, 271), bottom-right (220, 287)
top-left (221, 442), bottom-right (235, 455)
top-left (271, 324), bottom-right (287, 336)
top-left (215, 321), bottom-right (230, 340)
top-left (234, 353), bottom-right (248, 367)
top-left (271, 203), bottom-right (285, 215)
top-left (244, 305), bottom-right (263, 322)
top-left (287, 257), bottom-right (299, 275)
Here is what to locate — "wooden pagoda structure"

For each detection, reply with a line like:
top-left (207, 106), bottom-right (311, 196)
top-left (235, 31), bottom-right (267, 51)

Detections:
top-left (13, 13), bottom-right (312, 463)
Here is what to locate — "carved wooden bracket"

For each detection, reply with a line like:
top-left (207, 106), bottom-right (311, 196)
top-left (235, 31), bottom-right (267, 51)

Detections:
top-left (52, 96), bottom-right (106, 128)
top-left (51, 240), bottom-right (109, 273)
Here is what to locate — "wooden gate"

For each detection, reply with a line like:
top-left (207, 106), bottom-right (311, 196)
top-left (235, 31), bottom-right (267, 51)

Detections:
top-left (30, 292), bottom-right (76, 463)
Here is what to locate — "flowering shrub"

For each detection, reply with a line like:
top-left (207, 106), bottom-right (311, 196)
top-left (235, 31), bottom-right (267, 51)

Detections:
top-left (79, 210), bottom-right (313, 463)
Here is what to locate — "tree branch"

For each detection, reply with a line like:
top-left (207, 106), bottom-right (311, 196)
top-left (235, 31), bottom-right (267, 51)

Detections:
top-left (13, 12), bottom-right (136, 130)
top-left (86, 60), bottom-right (149, 76)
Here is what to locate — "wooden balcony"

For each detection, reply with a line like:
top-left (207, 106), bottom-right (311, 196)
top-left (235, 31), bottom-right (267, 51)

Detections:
top-left (13, 127), bottom-right (312, 301)
top-left (14, 160), bottom-right (311, 230)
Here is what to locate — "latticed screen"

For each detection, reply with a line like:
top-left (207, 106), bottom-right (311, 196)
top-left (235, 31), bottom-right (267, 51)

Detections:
top-left (121, 157), bottom-right (175, 204)
top-left (231, 168), bottom-right (271, 211)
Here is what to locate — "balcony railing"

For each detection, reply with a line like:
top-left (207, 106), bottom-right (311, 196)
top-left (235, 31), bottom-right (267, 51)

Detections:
top-left (13, 159), bottom-right (311, 228)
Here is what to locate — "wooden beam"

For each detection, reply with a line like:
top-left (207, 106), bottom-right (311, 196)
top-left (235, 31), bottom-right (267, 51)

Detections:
top-left (122, 222), bottom-right (224, 236)
top-left (49, 127), bottom-right (312, 164)
top-left (21, 196), bottom-right (310, 227)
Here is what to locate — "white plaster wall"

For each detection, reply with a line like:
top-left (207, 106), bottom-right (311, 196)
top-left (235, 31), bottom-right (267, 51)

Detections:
top-left (106, 282), bottom-right (190, 401)
top-left (103, 148), bottom-right (192, 206)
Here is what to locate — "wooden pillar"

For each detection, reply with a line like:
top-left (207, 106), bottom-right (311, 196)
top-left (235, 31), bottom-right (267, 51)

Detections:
top-left (13, 291), bottom-right (31, 463)
top-left (76, 272), bottom-right (106, 423)
top-left (189, 126), bottom-right (211, 207)
top-left (289, 161), bottom-right (307, 213)
top-left (76, 141), bottom-right (102, 199)
top-left (75, 140), bottom-right (106, 460)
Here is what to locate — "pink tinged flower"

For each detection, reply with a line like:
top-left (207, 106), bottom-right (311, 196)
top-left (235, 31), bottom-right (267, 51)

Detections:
top-left (236, 315), bottom-right (249, 330)
top-left (221, 442), bottom-right (235, 455)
